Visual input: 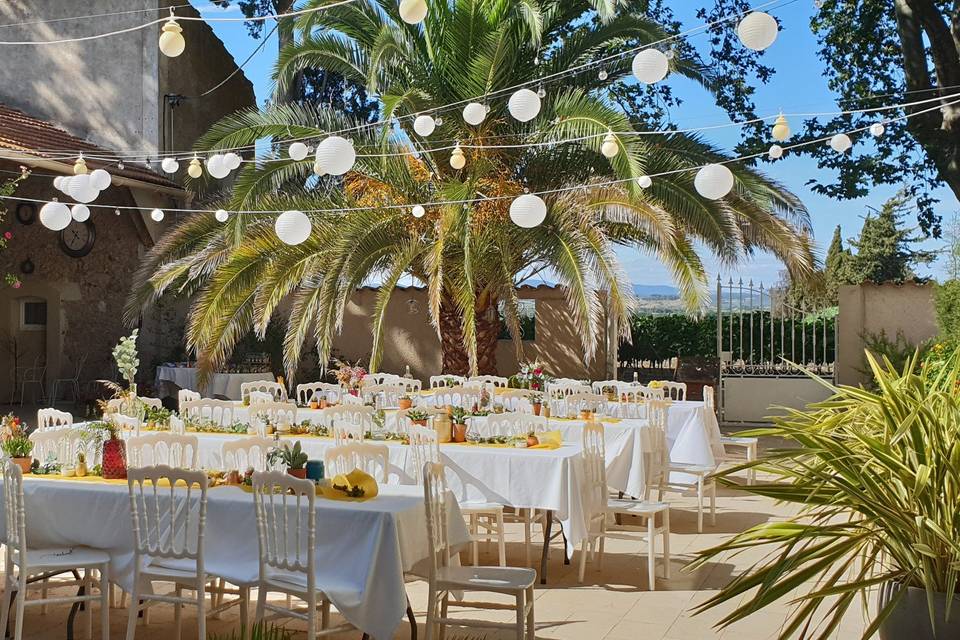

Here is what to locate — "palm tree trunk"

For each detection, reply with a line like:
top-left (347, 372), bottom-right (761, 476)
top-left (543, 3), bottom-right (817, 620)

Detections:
top-left (438, 293), bottom-right (500, 375)
top-left (475, 299), bottom-right (500, 375)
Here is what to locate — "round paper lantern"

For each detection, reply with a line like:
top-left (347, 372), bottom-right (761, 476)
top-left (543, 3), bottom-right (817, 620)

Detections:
top-left (39, 201), bottom-right (71, 231)
top-left (224, 153), bottom-right (243, 170)
top-left (71, 204), bottom-right (90, 222)
top-left (315, 136), bottom-right (356, 175)
top-left (413, 114), bottom-right (436, 137)
top-left (275, 210), bottom-right (312, 245)
top-left (288, 142), bottom-right (309, 161)
top-left (313, 162), bottom-right (326, 176)
top-left (694, 164), bottom-right (735, 200)
top-left (636, 175), bottom-right (652, 189)
top-left (73, 156), bottom-right (88, 175)
top-left (600, 132), bottom-right (620, 158)
top-left (450, 146), bottom-right (466, 170)
top-left (509, 194), bottom-right (547, 228)
top-left (159, 18), bottom-right (186, 58)
top-left (768, 144), bottom-right (784, 159)
top-left (412, 204), bottom-right (426, 218)
top-left (215, 209), bottom-right (229, 222)
top-left (870, 122), bottom-right (885, 137)
top-left (207, 155), bottom-right (231, 179)
top-left (90, 169), bottom-right (112, 191)
top-left (829, 133), bottom-right (852, 153)
top-left (150, 208), bottom-right (165, 222)
top-left (737, 12), bottom-right (778, 51)
top-left (187, 157), bottom-right (203, 179)
top-left (399, 0), bottom-right (428, 24)
top-left (462, 102), bottom-right (487, 126)
top-left (161, 157), bottom-right (180, 174)
top-left (53, 176), bottom-right (65, 191)
top-left (771, 114), bottom-right (790, 141)
top-left (59, 177), bottom-right (72, 193)
top-left (632, 49), bottom-right (669, 84)
top-left (69, 174), bottom-right (99, 203)
top-left (508, 88), bottom-right (541, 123)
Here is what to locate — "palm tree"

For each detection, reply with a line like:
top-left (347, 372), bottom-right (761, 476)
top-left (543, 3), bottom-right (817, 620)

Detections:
top-left (126, 0), bottom-right (814, 380)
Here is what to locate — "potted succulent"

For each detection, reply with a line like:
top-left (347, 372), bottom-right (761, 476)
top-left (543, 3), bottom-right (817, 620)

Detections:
top-left (308, 395), bottom-right (320, 410)
top-left (691, 350), bottom-right (960, 639)
top-left (268, 441), bottom-right (309, 479)
top-left (450, 407), bottom-right (469, 443)
top-left (530, 392), bottom-right (543, 416)
top-left (2, 434), bottom-right (33, 474)
top-left (398, 393), bottom-right (413, 410)
top-left (406, 408), bottom-right (430, 427)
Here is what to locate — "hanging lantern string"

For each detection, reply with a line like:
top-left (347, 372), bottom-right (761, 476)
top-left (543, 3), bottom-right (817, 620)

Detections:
top-left (0, 3), bottom-right (193, 30)
top-left (3, 95), bottom-right (955, 217)
top-left (9, 89), bottom-right (959, 165)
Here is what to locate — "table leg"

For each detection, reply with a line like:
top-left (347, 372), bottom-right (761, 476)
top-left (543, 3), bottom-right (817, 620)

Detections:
top-left (5, 570), bottom-right (80, 640)
top-left (561, 528), bottom-right (570, 565)
top-left (539, 510), bottom-right (553, 585)
top-left (406, 597), bottom-right (418, 640)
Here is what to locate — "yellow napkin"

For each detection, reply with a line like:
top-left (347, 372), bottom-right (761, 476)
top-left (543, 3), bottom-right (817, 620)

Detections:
top-left (27, 475), bottom-right (185, 487)
top-left (318, 468), bottom-right (379, 502)
top-left (535, 430), bottom-right (562, 446)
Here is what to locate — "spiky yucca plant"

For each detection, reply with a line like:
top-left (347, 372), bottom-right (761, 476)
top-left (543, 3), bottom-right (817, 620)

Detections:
top-left (127, 0), bottom-right (814, 380)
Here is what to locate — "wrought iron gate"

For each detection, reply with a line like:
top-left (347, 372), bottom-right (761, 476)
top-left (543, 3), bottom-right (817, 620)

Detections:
top-left (716, 277), bottom-right (837, 425)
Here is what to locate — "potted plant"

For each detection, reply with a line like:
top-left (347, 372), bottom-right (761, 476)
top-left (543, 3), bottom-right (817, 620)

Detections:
top-left (525, 431), bottom-right (539, 448)
top-left (530, 392), bottom-right (543, 416)
top-left (111, 329), bottom-right (140, 403)
top-left (268, 441), bottom-right (309, 479)
top-left (2, 434), bottom-right (33, 473)
top-left (690, 350), bottom-right (960, 639)
top-left (406, 408), bottom-right (430, 427)
top-left (398, 393), bottom-right (413, 410)
top-left (80, 421), bottom-right (126, 479)
top-left (450, 407), bottom-right (469, 442)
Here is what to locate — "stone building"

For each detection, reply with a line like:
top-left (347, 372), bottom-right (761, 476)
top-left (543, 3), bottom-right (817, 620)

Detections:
top-left (0, 1), bottom-right (255, 404)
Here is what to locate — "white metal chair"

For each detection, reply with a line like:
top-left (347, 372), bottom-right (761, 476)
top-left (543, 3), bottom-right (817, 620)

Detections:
top-left (181, 399), bottom-right (239, 427)
top-left (323, 442), bottom-right (389, 483)
top-left (468, 375), bottom-right (509, 388)
top-left (126, 433), bottom-right (200, 470)
top-left (51, 353), bottom-right (87, 403)
top-left (577, 422), bottom-right (671, 589)
top-left (661, 381), bottom-right (687, 401)
top-left (295, 382), bottom-right (341, 406)
top-left (240, 381), bottom-right (286, 403)
top-left (36, 407), bottom-right (73, 430)
top-left (433, 386), bottom-right (482, 410)
top-left (17, 357), bottom-right (46, 406)
top-left (177, 389), bottom-right (201, 408)
top-left (221, 436), bottom-right (275, 472)
top-left (125, 466), bottom-right (244, 640)
top-left (429, 375), bottom-right (466, 389)
top-left (0, 461), bottom-right (111, 640)
top-left (251, 471), bottom-right (355, 638)
top-left (422, 463), bottom-right (536, 640)
top-left (707, 386), bottom-right (759, 485)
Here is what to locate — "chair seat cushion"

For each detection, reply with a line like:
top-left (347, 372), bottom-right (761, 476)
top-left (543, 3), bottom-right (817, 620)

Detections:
top-left (15, 546), bottom-right (110, 571)
top-left (606, 499), bottom-right (669, 515)
top-left (437, 565), bottom-right (536, 591)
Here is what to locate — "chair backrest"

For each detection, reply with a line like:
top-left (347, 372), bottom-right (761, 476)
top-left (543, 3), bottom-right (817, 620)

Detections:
top-left (295, 382), bottom-right (341, 406)
top-left (613, 398), bottom-right (646, 420)
top-left (321, 405), bottom-right (375, 433)
top-left (181, 399), bottom-right (239, 427)
top-left (139, 397), bottom-right (164, 410)
top-left (108, 412), bottom-right (142, 436)
top-left (252, 471), bottom-right (316, 585)
top-left (2, 461), bottom-right (26, 556)
top-left (703, 385), bottom-right (715, 412)
top-left (408, 425), bottom-right (440, 485)
top-left (633, 384), bottom-right (666, 400)
top-left (127, 466), bottom-right (208, 568)
top-left (554, 392), bottom-right (606, 417)
top-left (661, 381), bottom-right (687, 401)
top-left (591, 380), bottom-right (621, 396)
top-left (104, 398), bottom-right (124, 415)
top-left (365, 373), bottom-right (403, 386)
top-left (422, 462), bottom-right (451, 578)
top-left (37, 407), bottom-right (73, 430)
top-left (468, 375), bottom-right (509, 388)
top-left (221, 436), bottom-right (275, 472)
top-left (399, 378), bottom-right (422, 394)
top-left (429, 375), bottom-right (465, 389)
top-left (547, 382), bottom-right (591, 400)
top-left (29, 427), bottom-right (84, 465)
top-left (340, 393), bottom-right (364, 406)
top-left (581, 422), bottom-right (608, 519)
top-left (178, 389), bottom-right (201, 408)
top-left (250, 401), bottom-right (297, 433)
top-left (361, 383), bottom-right (406, 410)
top-left (499, 389), bottom-right (536, 413)
top-left (324, 442), bottom-right (389, 483)
top-left (646, 400), bottom-right (670, 487)
top-left (127, 433), bottom-right (200, 470)
top-left (241, 380), bottom-right (287, 403)
top-left (248, 391), bottom-right (275, 406)
top-left (331, 421), bottom-right (366, 445)
top-left (485, 412), bottom-right (547, 437)
top-left (432, 386), bottom-right (482, 410)
top-left (169, 414), bottom-right (186, 435)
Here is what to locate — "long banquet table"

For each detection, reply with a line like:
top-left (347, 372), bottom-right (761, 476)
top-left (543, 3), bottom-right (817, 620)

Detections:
top-left (2, 476), bottom-right (469, 639)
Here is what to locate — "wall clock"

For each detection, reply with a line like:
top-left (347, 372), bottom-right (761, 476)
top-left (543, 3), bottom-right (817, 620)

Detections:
top-left (14, 202), bottom-right (35, 225)
top-left (58, 220), bottom-right (96, 258)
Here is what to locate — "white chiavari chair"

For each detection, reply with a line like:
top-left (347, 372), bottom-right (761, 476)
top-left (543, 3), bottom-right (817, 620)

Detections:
top-left (247, 391), bottom-right (274, 406)
top-left (251, 472), bottom-right (356, 638)
top-left (177, 389), bottom-right (201, 408)
top-left (468, 375), bottom-right (509, 388)
top-left (709, 386), bottom-right (758, 485)
top-left (126, 433), bottom-right (200, 470)
top-left (484, 412), bottom-right (548, 437)
top-left (661, 381), bottom-right (687, 401)
top-left (553, 392), bottom-right (606, 418)
top-left (499, 389), bottom-right (535, 413)
top-left (221, 436), bottom-right (275, 472)
top-left (365, 373), bottom-right (403, 386)
top-left (295, 382), bottom-right (341, 406)
top-left (28, 428), bottom-right (83, 465)
top-left (361, 383), bottom-right (406, 410)
top-left (0, 461), bottom-right (111, 640)
top-left (339, 393), bottom-right (364, 406)
top-left (546, 381), bottom-right (591, 402)
top-left (169, 415), bottom-right (186, 435)
top-left (240, 381), bottom-right (287, 403)
top-left (590, 380), bottom-right (621, 397)
top-left (577, 422), bottom-right (671, 589)
top-left (36, 408), bottom-right (73, 430)
top-left (399, 378), bottom-right (422, 394)
top-left (422, 463), bottom-right (536, 640)
top-left (139, 397), bottom-right (164, 410)
top-left (429, 375), bottom-right (466, 389)
top-left (323, 442), bottom-right (389, 483)
top-left (180, 399), bottom-right (238, 427)
top-left (108, 413), bottom-right (143, 437)
top-left (408, 426), bottom-right (440, 485)
top-left (432, 386), bottom-right (482, 410)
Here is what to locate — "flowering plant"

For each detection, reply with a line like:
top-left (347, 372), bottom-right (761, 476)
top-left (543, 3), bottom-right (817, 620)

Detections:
top-left (112, 329), bottom-right (140, 386)
top-left (332, 359), bottom-right (366, 390)
top-left (1, 413), bottom-right (24, 440)
top-left (514, 361), bottom-right (551, 391)
top-left (0, 170), bottom-right (29, 290)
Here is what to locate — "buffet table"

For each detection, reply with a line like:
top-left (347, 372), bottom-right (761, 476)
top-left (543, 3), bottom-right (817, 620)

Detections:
top-left (155, 367), bottom-right (273, 400)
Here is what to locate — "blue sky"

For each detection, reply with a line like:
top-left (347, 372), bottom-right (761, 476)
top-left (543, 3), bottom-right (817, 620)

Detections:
top-left (197, 1), bottom-right (957, 289)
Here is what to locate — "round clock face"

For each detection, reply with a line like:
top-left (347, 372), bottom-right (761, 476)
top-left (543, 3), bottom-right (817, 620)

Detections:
top-left (58, 220), bottom-right (96, 258)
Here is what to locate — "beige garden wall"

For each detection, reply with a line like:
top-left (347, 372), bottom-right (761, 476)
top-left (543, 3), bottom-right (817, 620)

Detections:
top-left (837, 282), bottom-right (938, 386)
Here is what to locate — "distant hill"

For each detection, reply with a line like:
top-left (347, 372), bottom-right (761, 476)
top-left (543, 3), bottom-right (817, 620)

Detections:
top-left (633, 284), bottom-right (680, 299)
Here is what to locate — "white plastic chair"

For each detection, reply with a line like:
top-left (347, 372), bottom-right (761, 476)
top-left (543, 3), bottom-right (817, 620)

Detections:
top-left (553, 392), bottom-right (606, 417)
top-left (240, 381), bottom-right (286, 403)
top-left (485, 412), bottom-right (548, 437)
top-left (422, 463), bottom-right (536, 640)
top-left (126, 433), bottom-right (200, 470)
top-left (499, 389), bottom-right (536, 413)
top-left (323, 442), bottom-right (389, 483)
top-left (408, 425), bottom-right (440, 486)
top-left (29, 428), bottom-right (84, 465)
top-left (709, 386), bottom-right (758, 485)
top-left (399, 378), bottom-right (422, 393)
top-left (177, 389), bottom-right (201, 408)
top-left (221, 436), bottom-right (275, 472)
top-left (36, 407), bottom-right (73, 430)
top-left (139, 397), bottom-right (164, 410)
top-left (429, 375), bottom-right (466, 389)
top-left (339, 393), bottom-right (364, 406)
top-left (361, 383), bottom-right (406, 410)
top-left (433, 386), bottom-right (482, 410)
top-left (250, 401), bottom-right (297, 435)
top-left (661, 381), bottom-right (687, 401)
top-left (251, 472), bottom-right (355, 638)
top-left (0, 461), bottom-right (110, 640)
top-left (169, 415), bottom-right (186, 435)
top-left (545, 381), bottom-right (591, 401)
top-left (365, 372), bottom-right (403, 386)
top-left (295, 382), bottom-right (341, 406)
top-left (590, 380), bottom-right (621, 396)
top-left (181, 399), bottom-right (239, 427)
top-left (108, 413), bottom-right (142, 437)
top-left (468, 375), bottom-right (509, 388)
top-left (321, 405), bottom-right (375, 436)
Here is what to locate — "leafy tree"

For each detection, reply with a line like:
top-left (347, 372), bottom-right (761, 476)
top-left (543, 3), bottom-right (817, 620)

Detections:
top-left (128, 0), bottom-right (816, 379)
top-left (845, 192), bottom-right (936, 284)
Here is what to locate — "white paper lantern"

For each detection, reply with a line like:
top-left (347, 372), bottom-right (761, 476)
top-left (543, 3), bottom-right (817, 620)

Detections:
top-left (600, 132), bottom-right (620, 158)
top-left (159, 18), bottom-right (186, 57)
top-left (508, 88), bottom-right (541, 122)
top-left (315, 136), bottom-right (356, 175)
top-left (412, 204), bottom-right (426, 218)
top-left (69, 174), bottom-right (99, 203)
top-left (632, 49), bottom-right (669, 84)
top-left (399, 0), bottom-right (428, 24)
top-left (59, 177), bottom-right (72, 193)
top-left (39, 201), bottom-right (71, 231)
top-left (450, 146), bottom-right (466, 170)
top-left (829, 133), bottom-right (852, 153)
top-left (413, 114), bottom-right (436, 137)
top-left (768, 144), bottom-right (784, 159)
top-left (737, 12), bottom-right (779, 51)
top-left (150, 208), bottom-right (165, 222)
top-left (636, 175), bottom-right (652, 189)
top-left (90, 169), bottom-right (112, 191)
top-left (53, 176), bottom-right (65, 191)
top-left (224, 153), bottom-right (243, 170)
top-left (207, 155), bottom-right (231, 179)
top-left (509, 194), bottom-right (547, 228)
top-left (161, 157), bottom-right (180, 174)
top-left (187, 158), bottom-right (203, 179)
top-left (275, 210), bottom-right (312, 245)
top-left (694, 164), bottom-right (735, 200)
top-left (771, 114), bottom-right (790, 142)
top-left (870, 122), bottom-right (885, 137)
top-left (71, 204), bottom-right (90, 222)
top-left (462, 102), bottom-right (487, 126)
top-left (288, 142), bottom-right (309, 161)
top-left (215, 209), bottom-right (229, 222)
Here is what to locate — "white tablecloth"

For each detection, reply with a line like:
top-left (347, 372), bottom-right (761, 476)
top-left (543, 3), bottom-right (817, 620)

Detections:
top-left (155, 367), bottom-right (273, 400)
top-left (5, 478), bottom-right (468, 640)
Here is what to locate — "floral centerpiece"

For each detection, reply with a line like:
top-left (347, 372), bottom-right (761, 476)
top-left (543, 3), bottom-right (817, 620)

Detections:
top-left (1, 414), bottom-right (32, 473)
top-left (512, 361), bottom-right (551, 391)
top-left (332, 360), bottom-right (366, 396)
top-left (112, 329), bottom-right (140, 390)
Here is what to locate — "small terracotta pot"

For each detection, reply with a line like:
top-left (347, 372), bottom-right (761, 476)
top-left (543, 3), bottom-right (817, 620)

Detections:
top-left (12, 458), bottom-right (31, 474)
top-left (226, 470), bottom-right (242, 485)
top-left (580, 409), bottom-right (593, 421)
top-left (309, 401), bottom-right (319, 410)
top-left (319, 399), bottom-right (328, 409)
top-left (453, 423), bottom-right (468, 443)
top-left (413, 419), bottom-right (428, 427)
top-left (288, 468), bottom-right (307, 479)
top-left (526, 435), bottom-right (539, 448)
top-left (532, 403), bottom-right (542, 416)
top-left (399, 398), bottom-right (413, 410)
